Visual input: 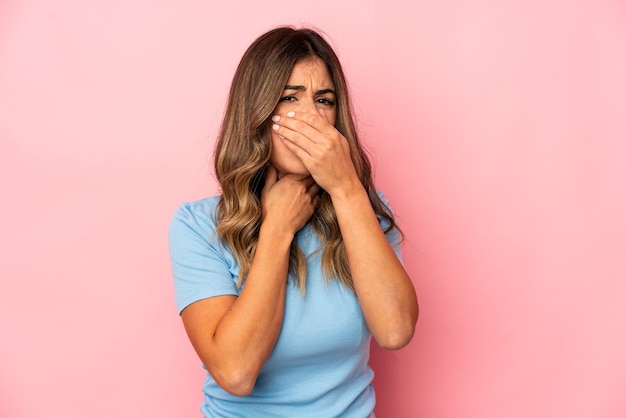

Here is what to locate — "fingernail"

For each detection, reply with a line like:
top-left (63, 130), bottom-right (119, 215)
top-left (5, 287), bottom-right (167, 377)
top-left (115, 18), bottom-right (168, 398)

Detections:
top-left (278, 135), bottom-right (285, 140)
top-left (272, 124), bottom-right (279, 131)
top-left (286, 111), bottom-right (295, 118)
top-left (272, 115), bottom-right (280, 122)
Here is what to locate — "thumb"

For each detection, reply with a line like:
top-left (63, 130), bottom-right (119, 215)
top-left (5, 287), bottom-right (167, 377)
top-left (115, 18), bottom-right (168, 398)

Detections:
top-left (318, 107), bottom-right (328, 121)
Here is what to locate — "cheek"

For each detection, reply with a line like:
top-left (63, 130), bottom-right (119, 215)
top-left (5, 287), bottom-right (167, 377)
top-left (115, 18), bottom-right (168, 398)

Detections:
top-left (273, 102), bottom-right (286, 114)
top-left (269, 134), bottom-right (290, 160)
top-left (319, 107), bottom-right (337, 125)
top-left (328, 111), bottom-right (337, 126)
top-left (270, 134), bottom-right (280, 153)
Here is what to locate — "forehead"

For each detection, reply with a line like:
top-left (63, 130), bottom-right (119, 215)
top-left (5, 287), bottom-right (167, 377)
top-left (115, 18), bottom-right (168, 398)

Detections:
top-left (287, 57), bottom-right (334, 87)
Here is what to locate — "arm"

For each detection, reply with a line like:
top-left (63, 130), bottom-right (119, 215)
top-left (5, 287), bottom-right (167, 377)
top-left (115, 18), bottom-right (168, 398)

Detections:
top-left (272, 110), bottom-right (418, 349)
top-left (330, 184), bottom-right (418, 349)
top-left (179, 167), bottom-right (320, 396)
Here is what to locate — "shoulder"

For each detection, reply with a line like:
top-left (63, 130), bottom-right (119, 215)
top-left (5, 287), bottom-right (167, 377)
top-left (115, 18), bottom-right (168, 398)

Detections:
top-left (169, 196), bottom-right (221, 234)
top-left (173, 195), bottom-right (221, 220)
top-left (168, 195), bottom-right (224, 253)
top-left (167, 196), bottom-right (239, 313)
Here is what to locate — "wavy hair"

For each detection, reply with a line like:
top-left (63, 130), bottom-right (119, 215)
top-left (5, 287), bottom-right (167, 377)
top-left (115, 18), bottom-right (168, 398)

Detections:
top-left (214, 26), bottom-right (401, 292)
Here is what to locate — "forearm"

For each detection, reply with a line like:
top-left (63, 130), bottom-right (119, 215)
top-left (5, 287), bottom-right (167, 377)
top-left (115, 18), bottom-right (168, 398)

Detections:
top-left (208, 224), bottom-right (292, 394)
top-left (330, 183), bottom-right (418, 349)
top-left (195, 170), bottom-right (319, 395)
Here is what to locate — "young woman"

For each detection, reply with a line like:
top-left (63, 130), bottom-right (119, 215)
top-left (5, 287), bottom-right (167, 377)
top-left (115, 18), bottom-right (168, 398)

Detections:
top-left (168, 26), bottom-right (418, 417)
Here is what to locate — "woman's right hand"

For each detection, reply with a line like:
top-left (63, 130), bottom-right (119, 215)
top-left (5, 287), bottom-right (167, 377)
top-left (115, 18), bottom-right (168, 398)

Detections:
top-left (261, 165), bottom-right (320, 236)
top-left (181, 165), bottom-right (317, 397)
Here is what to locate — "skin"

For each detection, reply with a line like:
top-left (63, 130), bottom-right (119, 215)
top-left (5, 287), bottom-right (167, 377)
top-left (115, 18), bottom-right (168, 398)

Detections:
top-left (181, 57), bottom-right (418, 397)
top-left (269, 58), bottom-right (337, 178)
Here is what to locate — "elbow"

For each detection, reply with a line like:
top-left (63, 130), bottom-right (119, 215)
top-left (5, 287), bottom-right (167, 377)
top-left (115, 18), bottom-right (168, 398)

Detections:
top-left (375, 326), bottom-right (415, 350)
top-left (220, 380), bottom-right (255, 398)
top-left (207, 365), bottom-right (257, 397)
top-left (375, 306), bottom-right (419, 350)
top-left (224, 385), bottom-right (255, 398)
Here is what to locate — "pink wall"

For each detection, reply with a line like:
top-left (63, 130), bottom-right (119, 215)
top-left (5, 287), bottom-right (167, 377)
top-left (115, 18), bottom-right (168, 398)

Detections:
top-left (1, 0), bottom-right (625, 417)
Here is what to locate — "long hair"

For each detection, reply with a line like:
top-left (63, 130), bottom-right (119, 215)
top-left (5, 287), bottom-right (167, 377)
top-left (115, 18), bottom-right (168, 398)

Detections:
top-left (214, 26), bottom-right (401, 292)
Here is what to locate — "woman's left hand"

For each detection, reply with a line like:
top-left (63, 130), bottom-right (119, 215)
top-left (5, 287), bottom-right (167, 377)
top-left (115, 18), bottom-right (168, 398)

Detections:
top-left (271, 109), bottom-right (360, 196)
top-left (273, 109), bottom-right (418, 350)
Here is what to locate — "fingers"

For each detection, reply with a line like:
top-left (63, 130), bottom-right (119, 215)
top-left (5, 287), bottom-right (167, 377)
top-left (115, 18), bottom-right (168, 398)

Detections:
top-left (280, 174), bottom-right (320, 205)
top-left (261, 172), bottom-right (321, 234)
top-left (271, 111), bottom-right (331, 145)
top-left (302, 175), bottom-right (317, 190)
top-left (272, 110), bottom-right (358, 194)
top-left (279, 173), bottom-right (317, 191)
top-left (271, 120), bottom-right (320, 162)
top-left (268, 171), bottom-right (317, 190)
top-left (307, 181), bottom-right (321, 196)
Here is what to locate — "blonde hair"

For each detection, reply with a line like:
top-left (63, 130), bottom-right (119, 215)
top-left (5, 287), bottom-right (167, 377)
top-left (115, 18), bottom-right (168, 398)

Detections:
top-left (214, 27), bottom-right (400, 291)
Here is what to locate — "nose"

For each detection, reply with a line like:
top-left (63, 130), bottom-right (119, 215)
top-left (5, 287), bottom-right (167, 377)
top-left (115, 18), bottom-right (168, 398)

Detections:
top-left (301, 96), bottom-right (320, 116)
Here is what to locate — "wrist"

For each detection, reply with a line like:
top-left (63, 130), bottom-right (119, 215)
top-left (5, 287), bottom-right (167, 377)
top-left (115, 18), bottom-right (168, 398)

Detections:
top-left (259, 220), bottom-right (296, 246)
top-left (328, 178), bottom-right (365, 203)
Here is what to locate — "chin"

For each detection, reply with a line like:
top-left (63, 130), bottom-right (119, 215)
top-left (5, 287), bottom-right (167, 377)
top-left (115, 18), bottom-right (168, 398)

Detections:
top-left (270, 158), bottom-right (310, 178)
top-left (275, 164), bottom-right (310, 178)
top-left (270, 139), bottom-right (311, 177)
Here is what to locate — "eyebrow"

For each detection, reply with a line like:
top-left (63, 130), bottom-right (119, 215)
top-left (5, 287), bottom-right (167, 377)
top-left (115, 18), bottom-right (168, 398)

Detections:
top-left (284, 85), bottom-right (336, 95)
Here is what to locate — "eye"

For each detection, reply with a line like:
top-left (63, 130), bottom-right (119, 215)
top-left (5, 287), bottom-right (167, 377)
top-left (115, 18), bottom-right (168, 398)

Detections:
top-left (316, 98), bottom-right (335, 106)
top-left (279, 96), bottom-right (296, 102)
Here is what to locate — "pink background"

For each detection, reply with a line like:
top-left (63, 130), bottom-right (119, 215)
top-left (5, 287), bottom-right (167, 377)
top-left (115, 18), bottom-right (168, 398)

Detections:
top-left (1, 0), bottom-right (625, 417)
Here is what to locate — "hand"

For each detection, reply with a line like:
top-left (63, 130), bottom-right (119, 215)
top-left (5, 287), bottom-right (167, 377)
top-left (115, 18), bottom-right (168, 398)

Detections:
top-left (261, 165), bottom-right (320, 236)
top-left (271, 109), bottom-right (360, 196)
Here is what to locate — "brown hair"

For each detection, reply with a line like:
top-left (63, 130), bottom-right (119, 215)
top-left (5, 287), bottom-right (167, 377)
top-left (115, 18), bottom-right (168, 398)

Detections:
top-left (214, 26), bottom-right (400, 291)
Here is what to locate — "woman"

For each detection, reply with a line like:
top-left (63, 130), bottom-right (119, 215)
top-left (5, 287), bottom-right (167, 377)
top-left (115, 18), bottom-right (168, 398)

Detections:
top-left (169, 26), bottom-right (418, 417)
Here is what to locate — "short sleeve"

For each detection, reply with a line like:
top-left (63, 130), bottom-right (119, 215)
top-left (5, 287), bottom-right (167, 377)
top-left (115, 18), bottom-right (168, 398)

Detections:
top-left (168, 198), bottom-right (239, 314)
top-left (377, 191), bottom-right (404, 264)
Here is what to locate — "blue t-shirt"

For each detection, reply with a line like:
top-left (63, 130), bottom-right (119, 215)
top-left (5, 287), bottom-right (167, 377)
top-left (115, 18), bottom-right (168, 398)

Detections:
top-left (168, 195), bottom-right (402, 418)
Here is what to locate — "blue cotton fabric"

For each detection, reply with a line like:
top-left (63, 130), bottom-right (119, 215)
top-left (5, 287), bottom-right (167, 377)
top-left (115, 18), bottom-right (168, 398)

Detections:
top-left (168, 195), bottom-right (401, 418)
